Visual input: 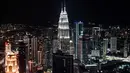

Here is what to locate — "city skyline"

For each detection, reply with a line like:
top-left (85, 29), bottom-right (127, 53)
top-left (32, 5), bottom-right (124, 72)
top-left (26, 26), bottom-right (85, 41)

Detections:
top-left (0, 0), bottom-right (129, 27)
top-left (0, 6), bottom-right (130, 72)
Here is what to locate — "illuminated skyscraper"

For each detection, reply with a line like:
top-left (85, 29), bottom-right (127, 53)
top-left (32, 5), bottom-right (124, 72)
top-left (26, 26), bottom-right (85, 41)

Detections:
top-left (74, 21), bottom-right (84, 59)
top-left (58, 2), bottom-right (70, 53)
top-left (78, 35), bottom-right (83, 62)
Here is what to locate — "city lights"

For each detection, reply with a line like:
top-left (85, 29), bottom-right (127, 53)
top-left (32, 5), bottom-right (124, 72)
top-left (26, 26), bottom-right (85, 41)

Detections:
top-left (0, 0), bottom-right (130, 73)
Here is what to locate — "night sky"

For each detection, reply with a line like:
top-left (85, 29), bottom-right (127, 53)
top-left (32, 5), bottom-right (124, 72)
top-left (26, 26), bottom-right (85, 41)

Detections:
top-left (0, 0), bottom-right (130, 27)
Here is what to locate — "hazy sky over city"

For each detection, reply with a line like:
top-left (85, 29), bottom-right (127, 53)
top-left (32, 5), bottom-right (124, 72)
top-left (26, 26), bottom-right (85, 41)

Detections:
top-left (0, 0), bottom-right (129, 27)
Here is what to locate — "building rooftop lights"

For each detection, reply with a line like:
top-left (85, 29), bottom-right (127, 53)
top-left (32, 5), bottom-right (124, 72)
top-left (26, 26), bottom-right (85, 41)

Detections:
top-left (70, 40), bottom-right (73, 43)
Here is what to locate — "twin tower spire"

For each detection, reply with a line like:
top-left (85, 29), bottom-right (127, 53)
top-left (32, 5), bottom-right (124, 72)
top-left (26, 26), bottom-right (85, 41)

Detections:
top-left (58, 0), bottom-right (69, 25)
top-left (61, 0), bottom-right (66, 12)
top-left (58, 0), bottom-right (70, 39)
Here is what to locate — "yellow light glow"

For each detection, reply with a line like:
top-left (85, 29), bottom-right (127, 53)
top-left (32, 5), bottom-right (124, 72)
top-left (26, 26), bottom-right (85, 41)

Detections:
top-left (5, 52), bottom-right (19, 73)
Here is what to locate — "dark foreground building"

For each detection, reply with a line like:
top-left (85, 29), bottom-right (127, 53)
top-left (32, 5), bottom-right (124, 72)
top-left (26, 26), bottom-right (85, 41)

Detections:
top-left (53, 50), bottom-right (73, 73)
top-left (18, 41), bottom-right (26, 73)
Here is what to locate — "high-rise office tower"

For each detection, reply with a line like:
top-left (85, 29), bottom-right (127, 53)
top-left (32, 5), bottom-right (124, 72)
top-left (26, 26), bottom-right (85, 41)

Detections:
top-left (110, 37), bottom-right (117, 52)
top-left (82, 33), bottom-right (90, 64)
top-left (78, 35), bottom-right (83, 62)
top-left (74, 21), bottom-right (84, 59)
top-left (58, 2), bottom-right (70, 53)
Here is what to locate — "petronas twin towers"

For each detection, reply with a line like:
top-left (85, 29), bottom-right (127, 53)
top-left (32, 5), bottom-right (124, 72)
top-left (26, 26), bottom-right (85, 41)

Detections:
top-left (57, 1), bottom-right (70, 54)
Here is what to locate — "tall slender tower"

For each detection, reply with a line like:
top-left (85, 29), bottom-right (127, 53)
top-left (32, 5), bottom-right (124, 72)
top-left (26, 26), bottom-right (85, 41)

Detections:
top-left (58, 1), bottom-right (70, 53)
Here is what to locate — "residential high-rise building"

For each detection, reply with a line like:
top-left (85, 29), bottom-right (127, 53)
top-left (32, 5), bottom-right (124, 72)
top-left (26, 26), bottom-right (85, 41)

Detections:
top-left (102, 38), bottom-right (108, 60)
top-left (124, 39), bottom-right (128, 57)
top-left (58, 2), bottom-right (70, 53)
top-left (37, 36), bottom-right (44, 65)
top-left (92, 27), bottom-right (101, 50)
top-left (23, 35), bottom-right (39, 72)
top-left (31, 36), bottom-right (38, 61)
top-left (23, 35), bottom-right (30, 72)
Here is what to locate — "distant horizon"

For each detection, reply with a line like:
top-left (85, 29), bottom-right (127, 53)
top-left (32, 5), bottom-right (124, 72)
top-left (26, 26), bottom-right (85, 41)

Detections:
top-left (0, 23), bottom-right (129, 28)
